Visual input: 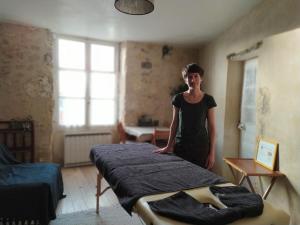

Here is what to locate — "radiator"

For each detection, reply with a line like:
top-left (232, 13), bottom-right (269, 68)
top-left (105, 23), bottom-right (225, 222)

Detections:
top-left (64, 132), bottom-right (112, 167)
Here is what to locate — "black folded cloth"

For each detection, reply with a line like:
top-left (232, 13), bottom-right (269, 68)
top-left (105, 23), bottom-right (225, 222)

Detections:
top-left (148, 186), bottom-right (263, 225)
top-left (209, 185), bottom-right (264, 217)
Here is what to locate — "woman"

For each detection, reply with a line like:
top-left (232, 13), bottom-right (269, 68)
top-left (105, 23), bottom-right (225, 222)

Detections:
top-left (155, 63), bottom-right (216, 169)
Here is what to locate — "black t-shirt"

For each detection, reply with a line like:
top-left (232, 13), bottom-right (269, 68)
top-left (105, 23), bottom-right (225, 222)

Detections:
top-left (172, 93), bottom-right (217, 145)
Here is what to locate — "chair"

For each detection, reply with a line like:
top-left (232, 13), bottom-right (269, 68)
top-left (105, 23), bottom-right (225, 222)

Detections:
top-left (117, 122), bottom-right (127, 144)
top-left (151, 129), bottom-right (170, 147)
top-left (117, 122), bottom-right (136, 144)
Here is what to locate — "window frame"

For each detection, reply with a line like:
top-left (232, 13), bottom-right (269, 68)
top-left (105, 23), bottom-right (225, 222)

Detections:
top-left (54, 34), bottom-right (119, 128)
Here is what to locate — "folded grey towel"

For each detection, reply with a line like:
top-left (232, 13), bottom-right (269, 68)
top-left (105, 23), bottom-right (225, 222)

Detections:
top-left (209, 185), bottom-right (264, 217)
top-left (148, 186), bottom-right (263, 225)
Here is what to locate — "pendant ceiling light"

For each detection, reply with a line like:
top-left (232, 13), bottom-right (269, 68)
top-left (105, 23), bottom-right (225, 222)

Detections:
top-left (114, 0), bottom-right (154, 15)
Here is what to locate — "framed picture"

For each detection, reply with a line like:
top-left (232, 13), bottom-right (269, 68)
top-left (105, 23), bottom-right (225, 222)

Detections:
top-left (255, 137), bottom-right (278, 170)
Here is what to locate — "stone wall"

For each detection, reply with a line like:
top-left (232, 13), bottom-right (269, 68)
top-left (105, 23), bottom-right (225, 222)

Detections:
top-left (120, 41), bottom-right (199, 126)
top-left (0, 23), bottom-right (54, 161)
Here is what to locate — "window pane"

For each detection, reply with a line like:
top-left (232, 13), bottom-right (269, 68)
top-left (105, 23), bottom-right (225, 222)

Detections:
top-left (90, 100), bottom-right (115, 125)
top-left (90, 73), bottom-right (115, 99)
top-left (59, 39), bottom-right (85, 69)
top-left (59, 71), bottom-right (86, 97)
top-left (59, 98), bottom-right (85, 126)
top-left (91, 44), bottom-right (115, 72)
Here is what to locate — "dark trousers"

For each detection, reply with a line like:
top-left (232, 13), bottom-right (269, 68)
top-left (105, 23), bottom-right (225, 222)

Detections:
top-left (174, 142), bottom-right (209, 168)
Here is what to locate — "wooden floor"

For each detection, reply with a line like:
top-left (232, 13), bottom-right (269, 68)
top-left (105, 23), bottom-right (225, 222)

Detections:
top-left (56, 165), bottom-right (119, 215)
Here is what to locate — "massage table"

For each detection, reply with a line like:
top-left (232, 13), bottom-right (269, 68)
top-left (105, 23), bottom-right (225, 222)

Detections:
top-left (90, 143), bottom-right (290, 225)
top-left (134, 184), bottom-right (290, 225)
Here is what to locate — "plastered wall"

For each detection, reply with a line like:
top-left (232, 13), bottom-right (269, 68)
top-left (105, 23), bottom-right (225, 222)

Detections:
top-left (0, 23), bottom-right (54, 162)
top-left (199, 0), bottom-right (300, 223)
top-left (120, 41), bottom-right (199, 126)
top-left (257, 29), bottom-right (300, 223)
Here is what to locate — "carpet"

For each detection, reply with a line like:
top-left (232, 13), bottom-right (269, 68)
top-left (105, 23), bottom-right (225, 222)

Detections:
top-left (50, 205), bottom-right (144, 225)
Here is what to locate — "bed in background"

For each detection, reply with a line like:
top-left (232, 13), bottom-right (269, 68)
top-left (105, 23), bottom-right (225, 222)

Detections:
top-left (90, 143), bottom-right (290, 225)
top-left (0, 120), bottom-right (64, 225)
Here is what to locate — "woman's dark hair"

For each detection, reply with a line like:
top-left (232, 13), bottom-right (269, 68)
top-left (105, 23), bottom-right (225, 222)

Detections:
top-left (182, 63), bottom-right (204, 79)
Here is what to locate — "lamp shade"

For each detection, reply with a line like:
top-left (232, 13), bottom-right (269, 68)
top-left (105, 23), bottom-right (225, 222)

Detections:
top-left (114, 0), bottom-right (154, 15)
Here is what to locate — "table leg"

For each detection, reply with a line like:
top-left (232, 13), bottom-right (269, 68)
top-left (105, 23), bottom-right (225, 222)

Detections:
top-left (96, 172), bottom-right (112, 214)
top-left (96, 173), bottom-right (101, 214)
top-left (245, 176), bottom-right (255, 193)
top-left (262, 177), bottom-right (277, 199)
top-left (227, 165), bottom-right (238, 183)
top-left (238, 174), bottom-right (246, 185)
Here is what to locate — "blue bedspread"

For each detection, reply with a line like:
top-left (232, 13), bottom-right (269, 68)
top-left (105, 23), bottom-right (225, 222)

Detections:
top-left (0, 163), bottom-right (64, 225)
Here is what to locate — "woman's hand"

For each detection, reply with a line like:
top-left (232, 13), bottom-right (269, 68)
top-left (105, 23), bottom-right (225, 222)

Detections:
top-left (206, 150), bottom-right (215, 169)
top-left (153, 146), bottom-right (173, 154)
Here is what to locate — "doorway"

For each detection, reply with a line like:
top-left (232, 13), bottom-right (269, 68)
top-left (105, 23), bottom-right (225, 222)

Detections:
top-left (239, 58), bottom-right (257, 158)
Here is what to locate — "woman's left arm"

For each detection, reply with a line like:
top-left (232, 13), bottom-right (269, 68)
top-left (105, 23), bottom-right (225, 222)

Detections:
top-left (206, 107), bottom-right (216, 169)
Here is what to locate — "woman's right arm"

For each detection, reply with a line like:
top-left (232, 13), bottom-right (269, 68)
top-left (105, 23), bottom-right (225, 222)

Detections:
top-left (154, 106), bottom-right (179, 153)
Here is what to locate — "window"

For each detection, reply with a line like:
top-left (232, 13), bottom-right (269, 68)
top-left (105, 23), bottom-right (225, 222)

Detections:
top-left (57, 38), bottom-right (117, 126)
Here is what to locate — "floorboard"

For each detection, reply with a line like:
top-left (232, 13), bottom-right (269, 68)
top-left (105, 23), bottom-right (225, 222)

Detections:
top-left (56, 165), bottom-right (119, 215)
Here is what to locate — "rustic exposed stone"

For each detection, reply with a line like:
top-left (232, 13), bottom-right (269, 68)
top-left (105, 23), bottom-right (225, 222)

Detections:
top-left (0, 22), bottom-right (53, 162)
top-left (120, 42), bottom-right (199, 126)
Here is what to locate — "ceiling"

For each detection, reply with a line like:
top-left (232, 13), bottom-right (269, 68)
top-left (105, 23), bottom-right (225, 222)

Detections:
top-left (0, 0), bottom-right (263, 46)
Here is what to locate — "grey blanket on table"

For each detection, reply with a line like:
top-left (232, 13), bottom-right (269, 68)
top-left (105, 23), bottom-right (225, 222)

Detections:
top-left (90, 143), bottom-right (226, 214)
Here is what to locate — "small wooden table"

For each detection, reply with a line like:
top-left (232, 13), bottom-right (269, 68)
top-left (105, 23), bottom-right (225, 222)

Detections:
top-left (224, 157), bottom-right (284, 199)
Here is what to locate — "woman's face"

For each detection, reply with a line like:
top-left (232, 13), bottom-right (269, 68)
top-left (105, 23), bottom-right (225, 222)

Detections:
top-left (185, 73), bottom-right (202, 89)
